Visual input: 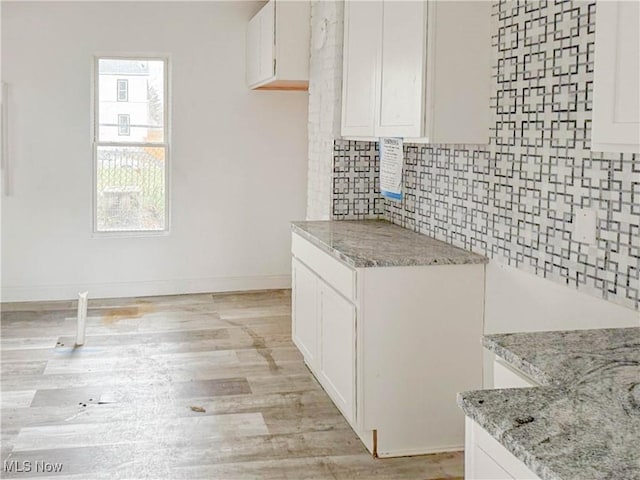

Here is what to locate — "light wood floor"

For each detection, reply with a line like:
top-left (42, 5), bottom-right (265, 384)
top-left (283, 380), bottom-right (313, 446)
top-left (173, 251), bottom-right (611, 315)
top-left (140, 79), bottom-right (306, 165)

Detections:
top-left (1, 290), bottom-right (463, 479)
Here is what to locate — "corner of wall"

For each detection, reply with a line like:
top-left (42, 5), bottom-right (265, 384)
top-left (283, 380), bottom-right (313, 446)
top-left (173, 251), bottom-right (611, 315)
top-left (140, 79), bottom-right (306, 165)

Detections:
top-left (306, 0), bottom-right (345, 221)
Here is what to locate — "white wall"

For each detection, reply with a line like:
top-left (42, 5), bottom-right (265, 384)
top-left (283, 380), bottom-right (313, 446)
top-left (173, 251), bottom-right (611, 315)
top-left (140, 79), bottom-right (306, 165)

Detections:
top-left (0, 1), bottom-right (3, 297)
top-left (482, 261), bottom-right (639, 386)
top-left (0, 1), bottom-right (309, 301)
top-left (485, 261), bottom-right (639, 335)
top-left (306, 0), bottom-right (343, 220)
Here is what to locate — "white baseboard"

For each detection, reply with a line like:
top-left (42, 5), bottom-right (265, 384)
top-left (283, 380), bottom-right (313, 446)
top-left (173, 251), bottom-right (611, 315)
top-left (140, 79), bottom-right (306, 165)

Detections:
top-left (0, 275), bottom-right (291, 303)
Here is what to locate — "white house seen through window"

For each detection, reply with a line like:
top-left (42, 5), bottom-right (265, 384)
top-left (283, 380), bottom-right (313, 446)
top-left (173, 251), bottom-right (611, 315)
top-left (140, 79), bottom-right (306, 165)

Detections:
top-left (94, 57), bottom-right (168, 233)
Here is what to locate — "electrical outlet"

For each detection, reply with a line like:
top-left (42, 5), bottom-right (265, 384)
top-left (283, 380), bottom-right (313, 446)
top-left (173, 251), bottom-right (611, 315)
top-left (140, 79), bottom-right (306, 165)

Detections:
top-left (573, 208), bottom-right (597, 245)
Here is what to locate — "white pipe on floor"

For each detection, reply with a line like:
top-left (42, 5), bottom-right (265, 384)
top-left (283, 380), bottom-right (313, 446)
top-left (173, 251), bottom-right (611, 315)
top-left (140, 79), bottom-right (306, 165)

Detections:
top-left (76, 291), bottom-right (88, 346)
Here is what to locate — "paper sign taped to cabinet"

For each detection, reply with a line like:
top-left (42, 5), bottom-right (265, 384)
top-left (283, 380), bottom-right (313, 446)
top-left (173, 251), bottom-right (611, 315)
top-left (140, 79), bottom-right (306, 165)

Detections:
top-left (380, 137), bottom-right (404, 201)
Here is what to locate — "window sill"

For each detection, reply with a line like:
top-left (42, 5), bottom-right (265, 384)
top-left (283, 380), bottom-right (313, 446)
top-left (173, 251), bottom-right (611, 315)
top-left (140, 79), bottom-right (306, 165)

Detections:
top-left (91, 229), bottom-right (170, 239)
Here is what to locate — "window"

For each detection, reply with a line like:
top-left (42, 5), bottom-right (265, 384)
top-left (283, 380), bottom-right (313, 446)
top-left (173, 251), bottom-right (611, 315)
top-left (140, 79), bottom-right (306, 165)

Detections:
top-left (117, 114), bottom-right (130, 136)
top-left (94, 57), bottom-right (168, 233)
top-left (116, 79), bottom-right (128, 102)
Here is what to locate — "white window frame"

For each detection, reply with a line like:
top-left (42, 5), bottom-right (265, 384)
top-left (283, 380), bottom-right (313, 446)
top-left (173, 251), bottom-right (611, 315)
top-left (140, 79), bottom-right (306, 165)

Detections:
top-left (92, 55), bottom-right (171, 236)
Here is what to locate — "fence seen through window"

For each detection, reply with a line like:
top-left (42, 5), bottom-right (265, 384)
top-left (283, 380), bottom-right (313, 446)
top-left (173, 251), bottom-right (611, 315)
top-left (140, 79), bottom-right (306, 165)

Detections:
top-left (94, 57), bottom-right (168, 232)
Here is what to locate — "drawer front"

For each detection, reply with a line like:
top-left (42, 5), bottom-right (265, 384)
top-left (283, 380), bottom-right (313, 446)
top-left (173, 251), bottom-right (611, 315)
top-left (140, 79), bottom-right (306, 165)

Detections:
top-left (292, 233), bottom-right (356, 302)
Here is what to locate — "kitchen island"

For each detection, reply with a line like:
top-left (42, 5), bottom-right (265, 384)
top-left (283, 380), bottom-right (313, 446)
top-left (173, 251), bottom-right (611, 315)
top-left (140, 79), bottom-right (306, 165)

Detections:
top-left (458, 327), bottom-right (640, 480)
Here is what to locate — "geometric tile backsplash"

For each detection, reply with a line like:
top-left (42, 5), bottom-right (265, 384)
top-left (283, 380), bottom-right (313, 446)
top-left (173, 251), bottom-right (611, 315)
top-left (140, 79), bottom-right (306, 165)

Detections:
top-left (332, 140), bottom-right (385, 219)
top-left (331, 0), bottom-right (639, 310)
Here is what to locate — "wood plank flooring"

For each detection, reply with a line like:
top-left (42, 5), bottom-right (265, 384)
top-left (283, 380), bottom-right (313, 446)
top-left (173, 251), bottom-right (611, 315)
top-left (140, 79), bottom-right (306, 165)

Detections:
top-left (1, 290), bottom-right (463, 479)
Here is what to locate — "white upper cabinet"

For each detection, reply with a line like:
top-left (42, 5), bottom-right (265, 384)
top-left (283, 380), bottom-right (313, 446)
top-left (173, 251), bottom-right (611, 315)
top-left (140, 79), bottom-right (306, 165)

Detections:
top-left (341, 1), bottom-right (491, 144)
top-left (246, 0), bottom-right (310, 91)
top-left (592, 1), bottom-right (640, 153)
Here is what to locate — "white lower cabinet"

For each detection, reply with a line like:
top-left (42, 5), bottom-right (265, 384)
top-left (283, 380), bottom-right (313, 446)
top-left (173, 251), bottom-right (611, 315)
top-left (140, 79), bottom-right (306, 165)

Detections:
top-left (292, 232), bottom-right (485, 457)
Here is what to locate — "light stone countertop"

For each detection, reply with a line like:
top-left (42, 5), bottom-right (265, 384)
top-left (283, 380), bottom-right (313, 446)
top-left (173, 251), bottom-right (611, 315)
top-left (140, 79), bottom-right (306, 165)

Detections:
top-left (458, 327), bottom-right (640, 480)
top-left (291, 220), bottom-right (487, 268)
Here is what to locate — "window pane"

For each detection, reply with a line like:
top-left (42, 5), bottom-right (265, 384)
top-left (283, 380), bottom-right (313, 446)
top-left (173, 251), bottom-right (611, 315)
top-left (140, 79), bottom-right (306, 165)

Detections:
top-left (116, 79), bottom-right (128, 102)
top-left (98, 59), bottom-right (164, 143)
top-left (96, 146), bottom-right (166, 231)
top-left (117, 114), bottom-right (130, 136)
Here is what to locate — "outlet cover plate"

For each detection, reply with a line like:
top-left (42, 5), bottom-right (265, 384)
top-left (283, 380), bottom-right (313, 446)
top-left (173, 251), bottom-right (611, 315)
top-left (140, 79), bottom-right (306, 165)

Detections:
top-left (574, 208), bottom-right (597, 245)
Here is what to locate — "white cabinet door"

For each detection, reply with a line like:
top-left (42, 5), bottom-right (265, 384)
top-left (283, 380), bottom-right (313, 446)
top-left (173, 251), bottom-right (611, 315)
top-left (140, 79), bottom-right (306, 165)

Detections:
top-left (341, 1), bottom-right (382, 138)
top-left (292, 259), bottom-right (319, 370)
top-left (247, 0), bottom-right (275, 88)
top-left (319, 281), bottom-right (356, 423)
top-left (246, 11), bottom-right (261, 86)
top-left (258, 0), bottom-right (275, 83)
top-left (592, 1), bottom-right (640, 153)
top-left (375, 1), bottom-right (426, 138)
top-left (424, 1), bottom-right (491, 145)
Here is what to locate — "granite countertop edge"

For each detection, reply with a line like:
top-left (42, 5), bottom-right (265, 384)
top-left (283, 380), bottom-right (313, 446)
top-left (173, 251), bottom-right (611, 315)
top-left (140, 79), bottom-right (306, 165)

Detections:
top-left (291, 220), bottom-right (489, 268)
top-left (291, 223), bottom-right (362, 268)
